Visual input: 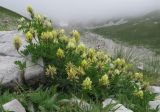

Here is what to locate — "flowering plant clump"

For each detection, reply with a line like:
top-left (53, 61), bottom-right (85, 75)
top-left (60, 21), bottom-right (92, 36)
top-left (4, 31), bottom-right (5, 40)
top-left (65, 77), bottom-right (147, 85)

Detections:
top-left (14, 6), bottom-right (155, 111)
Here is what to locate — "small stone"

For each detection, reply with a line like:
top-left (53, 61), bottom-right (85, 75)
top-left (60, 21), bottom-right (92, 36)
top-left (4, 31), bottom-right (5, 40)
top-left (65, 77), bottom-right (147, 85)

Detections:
top-left (149, 100), bottom-right (160, 110)
top-left (70, 98), bottom-right (92, 111)
top-left (149, 86), bottom-right (160, 94)
top-left (103, 98), bottom-right (116, 108)
top-left (103, 98), bottom-right (133, 112)
top-left (2, 99), bottom-right (26, 112)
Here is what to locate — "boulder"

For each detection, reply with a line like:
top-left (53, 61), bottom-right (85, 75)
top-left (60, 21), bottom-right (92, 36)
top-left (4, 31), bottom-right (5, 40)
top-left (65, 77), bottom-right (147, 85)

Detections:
top-left (24, 56), bottom-right (44, 85)
top-left (0, 31), bottom-right (44, 87)
top-left (2, 99), bottom-right (26, 112)
top-left (0, 31), bottom-right (26, 57)
top-left (0, 56), bottom-right (23, 86)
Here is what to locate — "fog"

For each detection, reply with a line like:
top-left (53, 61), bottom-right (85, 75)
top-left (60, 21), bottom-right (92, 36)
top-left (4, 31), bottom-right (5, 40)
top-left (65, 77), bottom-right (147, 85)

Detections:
top-left (0, 0), bottom-right (160, 25)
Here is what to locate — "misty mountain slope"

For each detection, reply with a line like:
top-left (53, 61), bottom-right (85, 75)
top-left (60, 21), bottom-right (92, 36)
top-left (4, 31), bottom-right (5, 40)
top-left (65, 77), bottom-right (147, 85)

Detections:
top-left (92, 10), bottom-right (160, 54)
top-left (0, 6), bottom-right (23, 31)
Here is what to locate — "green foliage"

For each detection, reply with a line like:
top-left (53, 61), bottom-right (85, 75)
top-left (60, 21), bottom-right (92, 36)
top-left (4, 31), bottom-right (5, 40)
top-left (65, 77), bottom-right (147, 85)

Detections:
top-left (14, 60), bottom-right (26, 70)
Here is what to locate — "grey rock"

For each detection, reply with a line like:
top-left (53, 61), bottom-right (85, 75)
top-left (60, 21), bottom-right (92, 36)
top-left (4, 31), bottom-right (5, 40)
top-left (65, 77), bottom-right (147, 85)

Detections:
top-left (103, 98), bottom-right (133, 112)
top-left (149, 100), bottom-right (160, 110)
top-left (0, 31), bottom-right (26, 57)
top-left (70, 98), bottom-right (92, 111)
top-left (0, 56), bottom-right (23, 85)
top-left (103, 98), bottom-right (116, 108)
top-left (0, 31), bottom-right (44, 87)
top-left (149, 86), bottom-right (160, 94)
top-left (24, 56), bottom-right (44, 84)
top-left (2, 99), bottom-right (26, 112)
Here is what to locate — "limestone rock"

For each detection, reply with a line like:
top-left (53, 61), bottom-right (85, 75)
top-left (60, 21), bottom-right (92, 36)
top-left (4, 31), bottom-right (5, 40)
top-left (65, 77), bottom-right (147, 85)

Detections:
top-left (0, 31), bottom-right (26, 57)
top-left (2, 99), bottom-right (26, 112)
top-left (149, 100), bottom-right (160, 110)
top-left (103, 98), bottom-right (133, 112)
top-left (0, 56), bottom-right (23, 85)
top-left (149, 86), bottom-right (160, 94)
top-left (24, 56), bottom-right (44, 84)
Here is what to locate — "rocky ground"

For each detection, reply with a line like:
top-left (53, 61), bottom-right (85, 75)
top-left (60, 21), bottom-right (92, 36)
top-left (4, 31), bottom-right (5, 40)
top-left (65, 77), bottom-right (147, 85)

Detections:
top-left (0, 30), bottom-right (160, 112)
top-left (0, 30), bottom-right (43, 87)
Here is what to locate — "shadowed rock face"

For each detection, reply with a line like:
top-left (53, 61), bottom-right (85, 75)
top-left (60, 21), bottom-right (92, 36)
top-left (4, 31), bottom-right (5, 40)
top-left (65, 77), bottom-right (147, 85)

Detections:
top-left (0, 31), bottom-right (44, 87)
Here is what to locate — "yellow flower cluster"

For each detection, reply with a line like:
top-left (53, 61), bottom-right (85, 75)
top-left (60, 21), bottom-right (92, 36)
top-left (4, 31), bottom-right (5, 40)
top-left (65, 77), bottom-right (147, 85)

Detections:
top-left (133, 90), bottom-right (144, 99)
top-left (99, 74), bottom-right (109, 86)
top-left (56, 48), bottom-right (65, 59)
top-left (25, 31), bottom-right (33, 43)
top-left (113, 58), bottom-right (126, 67)
top-left (27, 5), bottom-right (33, 14)
top-left (58, 29), bottom-right (65, 37)
top-left (43, 20), bottom-right (52, 28)
top-left (87, 48), bottom-right (95, 58)
top-left (81, 59), bottom-right (90, 70)
top-left (67, 41), bottom-right (76, 49)
top-left (45, 65), bottom-right (57, 77)
top-left (76, 43), bottom-right (86, 54)
top-left (65, 62), bottom-right (77, 80)
top-left (76, 66), bottom-right (85, 76)
top-left (71, 30), bottom-right (80, 42)
top-left (82, 77), bottom-right (92, 90)
top-left (133, 72), bottom-right (143, 82)
top-left (96, 51), bottom-right (110, 62)
top-left (13, 35), bottom-right (22, 50)
top-left (41, 31), bottom-right (57, 42)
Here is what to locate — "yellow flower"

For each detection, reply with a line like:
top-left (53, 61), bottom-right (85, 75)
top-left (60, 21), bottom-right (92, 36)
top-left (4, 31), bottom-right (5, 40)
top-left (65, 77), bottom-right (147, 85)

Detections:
top-left (76, 66), bottom-right (85, 76)
top-left (67, 68), bottom-right (77, 80)
top-left (59, 35), bottom-right (68, 43)
top-left (71, 30), bottom-right (80, 42)
top-left (76, 43), bottom-right (86, 54)
top-left (81, 59), bottom-right (89, 69)
top-left (43, 20), bottom-right (52, 28)
top-left (114, 69), bottom-right (120, 75)
top-left (133, 72), bottom-right (143, 81)
top-left (13, 35), bottom-right (22, 50)
top-left (35, 14), bottom-right (41, 21)
top-left (25, 31), bottom-right (33, 43)
top-left (69, 37), bottom-right (76, 44)
top-left (51, 30), bottom-right (57, 39)
top-left (96, 61), bottom-right (105, 71)
top-left (27, 5), bottom-right (33, 14)
top-left (133, 90), bottom-right (144, 99)
top-left (87, 48), bottom-right (95, 58)
top-left (99, 74), bottom-right (109, 86)
top-left (67, 41), bottom-right (76, 49)
top-left (41, 31), bottom-right (53, 41)
top-left (45, 65), bottom-right (57, 76)
top-left (65, 62), bottom-right (77, 80)
top-left (113, 58), bottom-right (126, 67)
top-left (56, 48), bottom-right (65, 58)
top-left (82, 77), bottom-right (92, 90)
top-left (58, 29), bottom-right (65, 36)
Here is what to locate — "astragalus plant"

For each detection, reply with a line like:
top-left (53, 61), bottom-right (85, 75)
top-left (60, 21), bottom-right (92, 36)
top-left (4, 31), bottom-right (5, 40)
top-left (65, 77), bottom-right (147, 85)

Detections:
top-left (13, 6), bottom-right (155, 112)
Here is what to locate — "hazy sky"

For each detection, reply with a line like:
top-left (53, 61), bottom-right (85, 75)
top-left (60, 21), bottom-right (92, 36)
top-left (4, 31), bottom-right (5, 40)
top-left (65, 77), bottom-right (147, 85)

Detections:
top-left (0, 0), bottom-right (160, 23)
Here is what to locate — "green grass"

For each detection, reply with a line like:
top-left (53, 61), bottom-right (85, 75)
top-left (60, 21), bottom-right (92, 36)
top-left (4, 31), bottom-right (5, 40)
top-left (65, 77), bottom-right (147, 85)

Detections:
top-left (92, 10), bottom-right (160, 54)
top-left (0, 6), bottom-right (23, 31)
